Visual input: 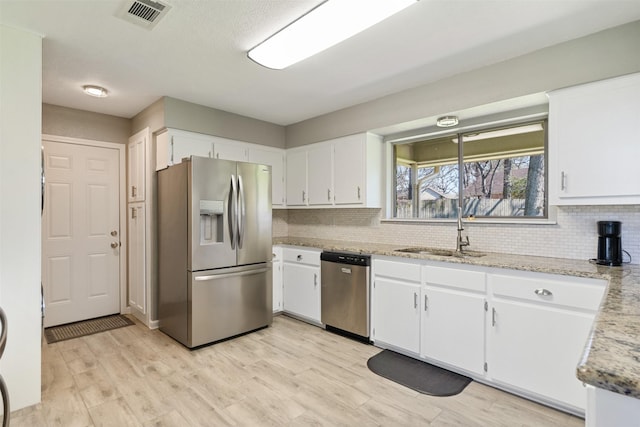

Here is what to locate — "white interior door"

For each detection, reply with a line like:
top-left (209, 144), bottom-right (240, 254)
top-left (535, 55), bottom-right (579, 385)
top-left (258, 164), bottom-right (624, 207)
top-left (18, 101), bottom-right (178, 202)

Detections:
top-left (42, 140), bottom-right (121, 327)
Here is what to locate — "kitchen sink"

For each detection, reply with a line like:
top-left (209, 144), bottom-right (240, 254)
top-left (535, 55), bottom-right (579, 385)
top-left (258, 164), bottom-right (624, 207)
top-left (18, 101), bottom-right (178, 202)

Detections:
top-left (394, 247), bottom-right (486, 258)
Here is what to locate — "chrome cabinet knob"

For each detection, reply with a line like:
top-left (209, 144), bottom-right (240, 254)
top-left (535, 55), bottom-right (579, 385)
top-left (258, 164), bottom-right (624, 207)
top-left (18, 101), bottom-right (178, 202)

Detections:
top-left (110, 242), bottom-right (119, 249)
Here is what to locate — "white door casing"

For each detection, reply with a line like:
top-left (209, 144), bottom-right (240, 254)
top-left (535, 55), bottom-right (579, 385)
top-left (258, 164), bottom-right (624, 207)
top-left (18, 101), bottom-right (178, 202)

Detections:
top-left (42, 136), bottom-right (126, 327)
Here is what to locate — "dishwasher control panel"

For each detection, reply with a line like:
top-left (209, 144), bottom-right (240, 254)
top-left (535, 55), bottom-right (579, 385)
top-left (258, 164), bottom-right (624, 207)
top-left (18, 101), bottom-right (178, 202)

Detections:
top-left (320, 251), bottom-right (370, 266)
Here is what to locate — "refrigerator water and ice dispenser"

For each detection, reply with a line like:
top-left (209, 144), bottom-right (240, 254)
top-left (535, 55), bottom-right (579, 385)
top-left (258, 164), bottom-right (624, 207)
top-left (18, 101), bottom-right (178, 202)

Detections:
top-left (199, 199), bottom-right (224, 244)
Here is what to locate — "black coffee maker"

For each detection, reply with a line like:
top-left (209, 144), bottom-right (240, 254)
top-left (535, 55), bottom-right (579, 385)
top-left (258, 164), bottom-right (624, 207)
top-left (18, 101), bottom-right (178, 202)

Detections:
top-left (596, 221), bottom-right (622, 266)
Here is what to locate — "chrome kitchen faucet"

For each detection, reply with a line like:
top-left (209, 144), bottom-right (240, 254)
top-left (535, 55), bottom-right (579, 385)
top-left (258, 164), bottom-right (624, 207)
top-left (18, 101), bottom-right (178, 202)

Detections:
top-left (456, 210), bottom-right (470, 253)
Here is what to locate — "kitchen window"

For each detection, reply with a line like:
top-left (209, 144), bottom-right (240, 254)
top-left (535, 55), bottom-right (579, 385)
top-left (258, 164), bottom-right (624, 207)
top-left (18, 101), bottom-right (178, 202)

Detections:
top-left (393, 120), bottom-right (547, 220)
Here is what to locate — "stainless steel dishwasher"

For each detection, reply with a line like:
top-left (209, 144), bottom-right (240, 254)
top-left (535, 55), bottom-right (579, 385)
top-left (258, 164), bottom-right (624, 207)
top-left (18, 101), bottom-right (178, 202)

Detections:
top-left (320, 251), bottom-right (371, 341)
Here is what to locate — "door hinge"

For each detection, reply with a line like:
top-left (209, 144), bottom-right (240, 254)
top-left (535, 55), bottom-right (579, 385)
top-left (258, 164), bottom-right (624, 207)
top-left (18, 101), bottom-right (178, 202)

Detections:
top-left (484, 362), bottom-right (488, 372)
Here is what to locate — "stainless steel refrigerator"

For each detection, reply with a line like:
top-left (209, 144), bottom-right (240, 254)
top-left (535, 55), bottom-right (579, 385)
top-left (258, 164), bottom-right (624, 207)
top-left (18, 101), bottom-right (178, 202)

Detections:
top-left (157, 156), bottom-right (272, 348)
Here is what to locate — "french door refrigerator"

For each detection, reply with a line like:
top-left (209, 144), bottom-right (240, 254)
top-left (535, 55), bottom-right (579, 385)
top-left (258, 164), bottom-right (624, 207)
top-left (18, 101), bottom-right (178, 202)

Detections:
top-left (157, 156), bottom-right (272, 348)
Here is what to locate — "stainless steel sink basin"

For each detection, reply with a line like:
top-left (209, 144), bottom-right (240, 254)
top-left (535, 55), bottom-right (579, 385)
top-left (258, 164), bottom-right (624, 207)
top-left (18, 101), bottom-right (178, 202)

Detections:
top-left (394, 247), bottom-right (486, 258)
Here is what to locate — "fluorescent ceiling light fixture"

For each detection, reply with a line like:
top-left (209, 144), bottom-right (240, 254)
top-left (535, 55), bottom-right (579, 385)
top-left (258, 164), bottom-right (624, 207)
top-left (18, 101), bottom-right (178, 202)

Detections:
top-left (248, 0), bottom-right (418, 69)
top-left (436, 116), bottom-right (459, 128)
top-left (83, 85), bottom-right (108, 97)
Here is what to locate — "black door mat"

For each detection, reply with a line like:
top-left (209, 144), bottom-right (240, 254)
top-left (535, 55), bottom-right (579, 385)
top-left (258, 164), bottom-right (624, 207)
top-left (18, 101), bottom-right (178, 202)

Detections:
top-left (367, 349), bottom-right (472, 396)
top-left (44, 314), bottom-right (134, 344)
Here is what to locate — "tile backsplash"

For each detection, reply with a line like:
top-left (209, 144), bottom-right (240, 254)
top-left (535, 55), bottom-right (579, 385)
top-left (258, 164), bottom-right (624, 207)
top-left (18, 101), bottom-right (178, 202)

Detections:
top-left (273, 205), bottom-right (640, 264)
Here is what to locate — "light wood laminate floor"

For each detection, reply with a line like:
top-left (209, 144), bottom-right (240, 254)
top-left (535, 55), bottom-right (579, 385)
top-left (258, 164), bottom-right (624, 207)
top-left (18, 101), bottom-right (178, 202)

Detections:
top-left (12, 315), bottom-right (584, 426)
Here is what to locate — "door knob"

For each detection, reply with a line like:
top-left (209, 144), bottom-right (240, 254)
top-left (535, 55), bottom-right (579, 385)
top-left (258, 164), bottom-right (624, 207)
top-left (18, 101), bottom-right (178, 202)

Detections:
top-left (110, 242), bottom-right (119, 249)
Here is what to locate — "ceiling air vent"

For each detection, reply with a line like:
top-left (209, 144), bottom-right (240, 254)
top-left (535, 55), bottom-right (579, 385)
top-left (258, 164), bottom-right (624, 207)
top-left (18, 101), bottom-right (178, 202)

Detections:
top-left (117, 0), bottom-right (171, 30)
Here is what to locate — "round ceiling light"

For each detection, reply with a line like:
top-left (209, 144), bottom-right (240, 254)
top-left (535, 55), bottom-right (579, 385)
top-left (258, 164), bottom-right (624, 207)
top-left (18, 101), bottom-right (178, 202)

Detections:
top-left (82, 85), bottom-right (108, 98)
top-left (436, 116), bottom-right (459, 128)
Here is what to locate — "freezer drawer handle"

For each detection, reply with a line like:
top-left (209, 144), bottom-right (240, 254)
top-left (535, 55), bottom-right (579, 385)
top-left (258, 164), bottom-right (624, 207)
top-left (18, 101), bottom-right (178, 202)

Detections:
top-left (194, 267), bottom-right (270, 282)
top-left (341, 267), bottom-right (351, 274)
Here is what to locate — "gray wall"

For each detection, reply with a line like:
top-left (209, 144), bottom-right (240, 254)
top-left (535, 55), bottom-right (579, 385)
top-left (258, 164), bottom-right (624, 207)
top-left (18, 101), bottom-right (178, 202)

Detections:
top-left (131, 97), bottom-right (165, 136)
top-left (163, 97), bottom-right (286, 148)
top-left (286, 20), bottom-right (640, 147)
top-left (42, 103), bottom-right (131, 143)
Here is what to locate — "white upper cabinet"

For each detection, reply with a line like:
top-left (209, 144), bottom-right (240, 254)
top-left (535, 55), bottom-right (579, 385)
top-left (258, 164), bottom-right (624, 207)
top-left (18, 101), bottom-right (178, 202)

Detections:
top-left (333, 134), bottom-right (371, 205)
top-left (286, 149), bottom-right (308, 206)
top-left (155, 129), bottom-right (213, 170)
top-left (284, 132), bottom-right (384, 208)
top-left (212, 136), bottom-right (248, 162)
top-left (307, 143), bottom-right (333, 206)
top-left (548, 72), bottom-right (640, 205)
top-left (127, 128), bottom-right (148, 202)
top-left (248, 147), bottom-right (286, 207)
top-left (155, 128), bottom-right (285, 206)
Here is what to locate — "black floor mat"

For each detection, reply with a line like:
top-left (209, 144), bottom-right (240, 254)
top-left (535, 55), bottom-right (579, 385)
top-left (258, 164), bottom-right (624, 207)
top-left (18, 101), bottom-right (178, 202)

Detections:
top-left (367, 349), bottom-right (472, 396)
top-left (44, 314), bottom-right (134, 344)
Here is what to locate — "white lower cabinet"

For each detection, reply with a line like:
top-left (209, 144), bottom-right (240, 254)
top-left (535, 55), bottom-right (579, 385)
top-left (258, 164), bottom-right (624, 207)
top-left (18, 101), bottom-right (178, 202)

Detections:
top-left (282, 247), bottom-right (321, 324)
top-left (487, 271), bottom-right (606, 413)
top-left (370, 256), bottom-right (607, 415)
top-left (371, 258), bottom-right (421, 355)
top-left (272, 246), bottom-right (283, 313)
top-left (127, 202), bottom-right (146, 314)
top-left (421, 265), bottom-right (486, 377)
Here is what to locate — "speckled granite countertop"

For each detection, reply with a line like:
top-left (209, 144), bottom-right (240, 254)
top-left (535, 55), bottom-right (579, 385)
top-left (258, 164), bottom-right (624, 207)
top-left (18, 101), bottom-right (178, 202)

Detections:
top-left (274, 237), bottom-right (640, 400)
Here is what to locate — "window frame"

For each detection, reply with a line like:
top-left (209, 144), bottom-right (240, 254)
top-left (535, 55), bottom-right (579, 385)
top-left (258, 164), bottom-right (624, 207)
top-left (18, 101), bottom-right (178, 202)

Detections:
top-left (389, 117), bottom-right (550, 222)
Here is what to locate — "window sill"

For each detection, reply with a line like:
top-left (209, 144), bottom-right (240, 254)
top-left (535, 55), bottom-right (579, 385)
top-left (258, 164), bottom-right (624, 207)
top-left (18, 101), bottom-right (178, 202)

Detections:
top-left (382, 213), bottom-right (557, 226)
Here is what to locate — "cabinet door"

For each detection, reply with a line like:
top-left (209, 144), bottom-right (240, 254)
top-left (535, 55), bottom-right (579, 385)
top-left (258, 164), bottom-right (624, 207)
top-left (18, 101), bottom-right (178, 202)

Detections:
top-left (127, 131), bottom-right (146, 202)
top-left (421, 286), bottom-right (485, 376)
top-left (213, 140), bottom-right (248, 162)
top-left (488, 300), bottom-right (594, 410)
top-left (128, 203), bottom-right (146, 314)
top-left (272, 260), bottom-right (283, 313)
top-left (249, 148), bottom-right (285, 206)
top-left (172, 133), bottom-right (213, 164)
top-left (282, 263), bottom-right (320, 322)
top-left (549, 73), bottom-right (640, 204)
top-left (372, 277), bottom-right (420, 354)
top-left (333, 135), bottom-right (364, 205)
top-left (285, 150), bottom-right (307, 206)
top-left (307, 143), bottom-right (333, 206)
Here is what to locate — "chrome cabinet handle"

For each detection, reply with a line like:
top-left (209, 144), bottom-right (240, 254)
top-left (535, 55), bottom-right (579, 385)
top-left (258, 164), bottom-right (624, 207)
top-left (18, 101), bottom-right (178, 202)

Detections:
top-left (302, 190), bottom-right (306, 203)
top-left (534, 288), bottom-right (553, 297)
top-left (414, 292), bottom-right (418, 309)
top-left (424, 294), bottom-right (428, 311)
top-left (131, 207), bottom-right (137, 219)
top-left (131, 185), bottom-right (137, 198)
top-left (357, 186), bottom-right (361, 200)
top-left (314, 273), bottom-right (318, 288)
top-left (327, 189), bottom-right (331, 202)
top-left (560, 171), bottom-right (566, 191)
top-left (492, 307), bottom-right (497, 327)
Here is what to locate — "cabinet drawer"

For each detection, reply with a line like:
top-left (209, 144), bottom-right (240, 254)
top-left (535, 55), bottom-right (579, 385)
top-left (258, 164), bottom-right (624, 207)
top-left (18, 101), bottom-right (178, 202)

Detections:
top-left (373, 259), bottom-right (421, 283)
top-left (424, 265), bottom-right (486, 293)
top-left (282, 247), bottom-right (321, 266)
top-left (490, 273), bottom-right (606, 311)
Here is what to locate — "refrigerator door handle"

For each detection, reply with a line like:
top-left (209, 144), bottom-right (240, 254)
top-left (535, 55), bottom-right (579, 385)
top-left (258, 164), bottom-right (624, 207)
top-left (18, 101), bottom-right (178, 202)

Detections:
top-left (228, 175), bottom-right (238, 249)
top-left (237, 174), bottom-right (245, 249)
top-left (194, 267), bottom-right (270, 281)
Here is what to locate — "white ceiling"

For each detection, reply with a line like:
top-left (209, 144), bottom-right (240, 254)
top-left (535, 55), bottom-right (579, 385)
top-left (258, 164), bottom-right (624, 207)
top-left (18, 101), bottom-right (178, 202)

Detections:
top-left (2, 0), bottom-right (640, 126)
